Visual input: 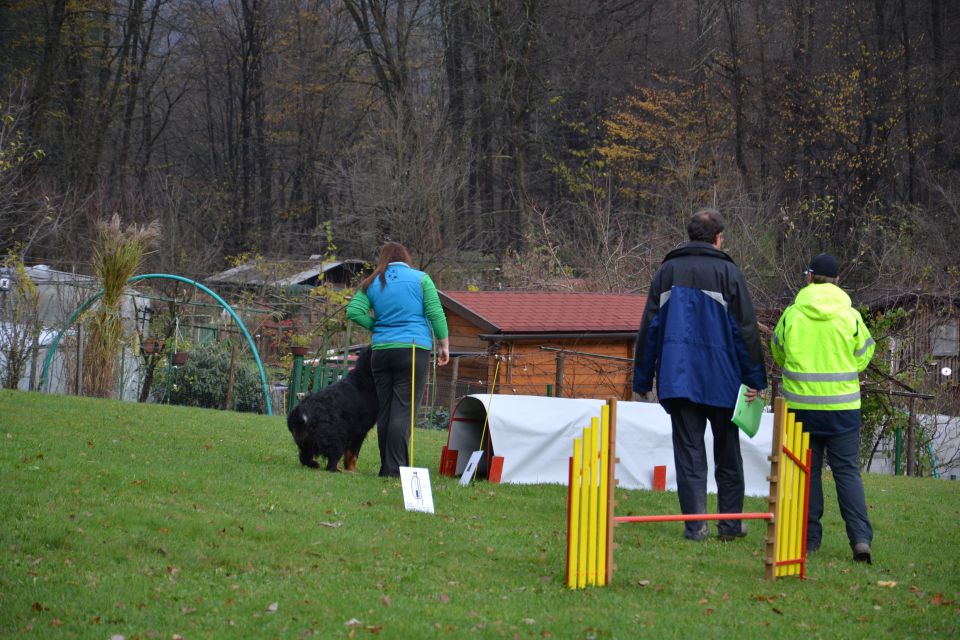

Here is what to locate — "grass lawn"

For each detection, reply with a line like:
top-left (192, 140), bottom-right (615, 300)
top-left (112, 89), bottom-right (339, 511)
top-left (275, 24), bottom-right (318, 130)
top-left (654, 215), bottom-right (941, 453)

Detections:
top-left (1, 389), bottom-right (958, 639)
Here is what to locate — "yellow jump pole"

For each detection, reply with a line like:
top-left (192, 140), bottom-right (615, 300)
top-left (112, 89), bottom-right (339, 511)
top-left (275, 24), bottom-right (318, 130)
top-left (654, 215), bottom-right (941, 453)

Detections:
top-left (778, 412), bottom-right (792, 576)
top-left (776, 412), bottom-right (793, 577)
top-left (790, 421), bottom-right (806, 575)
top-left (800, 433), bottom-right (813, 578)
top-left (780, 413), bottom-right (797, 576)
top-left (797, 429), bottom-right (810, 576)
top-left (584, 418), bottom-right (600, 585)
top-left (577, 426), bottom-right (591, 589)
top-left (790, 420), bottom-right (805, 575)
top-left (596, 405), bottom-right (610, 587)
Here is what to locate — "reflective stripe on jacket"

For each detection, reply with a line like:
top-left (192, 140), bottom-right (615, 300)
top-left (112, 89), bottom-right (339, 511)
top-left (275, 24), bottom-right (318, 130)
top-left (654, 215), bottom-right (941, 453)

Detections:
top-left (771, 282), bottom-right (875, 411)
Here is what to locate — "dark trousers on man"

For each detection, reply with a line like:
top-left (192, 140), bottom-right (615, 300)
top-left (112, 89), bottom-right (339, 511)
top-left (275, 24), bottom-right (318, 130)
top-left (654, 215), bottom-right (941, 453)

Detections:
top-left (371, 347), bottom-right (430, 477)
top-left (664, 399), bottom-right (745, 540)
top-left (806, 429), bottom-right (873, 551)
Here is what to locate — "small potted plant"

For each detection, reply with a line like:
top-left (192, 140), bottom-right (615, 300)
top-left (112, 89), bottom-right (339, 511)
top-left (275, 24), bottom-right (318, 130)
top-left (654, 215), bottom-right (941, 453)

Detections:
top-left (290, 334), bottom-right (312, 357)
top-left (172, 336), bottom-right (192, 365)
top-left (142, 337), bottom-right (165, 356)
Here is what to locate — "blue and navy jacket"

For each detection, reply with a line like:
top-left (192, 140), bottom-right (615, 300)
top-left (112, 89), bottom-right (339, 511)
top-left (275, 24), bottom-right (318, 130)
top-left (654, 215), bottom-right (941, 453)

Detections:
top-left (633, 242), bottom-right (767, 410)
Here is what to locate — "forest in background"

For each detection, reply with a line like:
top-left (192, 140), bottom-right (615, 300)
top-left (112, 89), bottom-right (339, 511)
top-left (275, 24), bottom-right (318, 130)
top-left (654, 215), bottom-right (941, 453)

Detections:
top-left (1, 0), bottom-right (958, 305)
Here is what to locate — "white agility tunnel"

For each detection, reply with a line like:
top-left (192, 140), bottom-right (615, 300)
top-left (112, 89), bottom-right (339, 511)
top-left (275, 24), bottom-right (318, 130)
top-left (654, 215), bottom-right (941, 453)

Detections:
top-left (440, 395), bottom-right (776, 497)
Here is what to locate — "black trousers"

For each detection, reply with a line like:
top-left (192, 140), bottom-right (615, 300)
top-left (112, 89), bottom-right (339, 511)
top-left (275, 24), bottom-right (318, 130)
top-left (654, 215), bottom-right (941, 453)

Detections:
top-left (664, 399), bottom-right (745, 539)
top-left (371, 347), bottom-right (430, 477)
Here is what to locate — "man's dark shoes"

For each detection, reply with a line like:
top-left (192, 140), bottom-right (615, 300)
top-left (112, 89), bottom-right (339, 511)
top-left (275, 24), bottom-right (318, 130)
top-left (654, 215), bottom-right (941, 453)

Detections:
top-left (718, 523), bottom-right (748, 542)
top-left (685, 525), bottom-right (709, 541)
top-left (853, 543), bottom-right (872, 564)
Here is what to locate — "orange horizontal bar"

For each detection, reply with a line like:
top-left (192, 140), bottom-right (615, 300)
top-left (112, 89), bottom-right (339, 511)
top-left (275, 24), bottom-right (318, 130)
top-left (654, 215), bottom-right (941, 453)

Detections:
top-left (614, 512), bottom-right (774, 524)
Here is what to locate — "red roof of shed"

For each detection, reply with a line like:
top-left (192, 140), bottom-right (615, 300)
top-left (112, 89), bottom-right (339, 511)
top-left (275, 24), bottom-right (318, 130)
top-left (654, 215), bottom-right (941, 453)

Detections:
top-left (440, 291), bottom-right (646, 334)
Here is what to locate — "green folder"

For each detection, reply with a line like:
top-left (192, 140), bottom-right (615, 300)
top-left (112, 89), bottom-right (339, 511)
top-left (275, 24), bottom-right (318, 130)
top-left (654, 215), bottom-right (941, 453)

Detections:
top-left (732, 384), bottom-right (763, 438)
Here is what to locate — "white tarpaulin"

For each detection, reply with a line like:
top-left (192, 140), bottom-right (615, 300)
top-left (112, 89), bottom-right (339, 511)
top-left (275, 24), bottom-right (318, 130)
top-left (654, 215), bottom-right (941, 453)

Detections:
top-left (444, 394), bottom-right (776, 497)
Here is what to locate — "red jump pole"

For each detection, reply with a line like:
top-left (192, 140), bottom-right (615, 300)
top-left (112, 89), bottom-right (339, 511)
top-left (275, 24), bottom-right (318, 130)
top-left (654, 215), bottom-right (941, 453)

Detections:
top-left (614, 512), bottom-right (774, 524)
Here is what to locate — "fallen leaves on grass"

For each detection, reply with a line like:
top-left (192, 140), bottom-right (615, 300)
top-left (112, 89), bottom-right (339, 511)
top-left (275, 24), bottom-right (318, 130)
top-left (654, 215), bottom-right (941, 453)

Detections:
top-left (877, 580), bottom-right (897, 588)
top-left (266, 602), bottom-right (279, 613)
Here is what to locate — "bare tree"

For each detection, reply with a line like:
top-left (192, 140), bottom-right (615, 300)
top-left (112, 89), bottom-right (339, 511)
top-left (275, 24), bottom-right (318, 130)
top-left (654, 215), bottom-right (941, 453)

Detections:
top-left (0, 254), bottom-right (43, 389)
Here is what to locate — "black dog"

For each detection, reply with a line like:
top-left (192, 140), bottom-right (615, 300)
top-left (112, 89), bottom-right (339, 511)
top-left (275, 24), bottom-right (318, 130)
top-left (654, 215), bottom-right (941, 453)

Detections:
top-left (286, 346), bottom-right (378, 471)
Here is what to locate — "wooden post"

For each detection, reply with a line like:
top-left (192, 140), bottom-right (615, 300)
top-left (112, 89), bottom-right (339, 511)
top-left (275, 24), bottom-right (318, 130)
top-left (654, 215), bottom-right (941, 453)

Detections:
top-left (28, 335), bottom-right (40, 391)
top-left (75, 325), bottom-right (82, 395)
top-left (448, 356), bottom-right (460, 415)
top-left (605, 398), bottom-right (618, 584)
top-left (555, 352), bottom-right (565, 398)
top-left (764, 398), bottom-right (786, 580)
top-left (907, 396), bottom-right (916, 476)
top-left (224, 338), bottom-right (240, 410)
top-left (341, 322), bottom-right (352, 378)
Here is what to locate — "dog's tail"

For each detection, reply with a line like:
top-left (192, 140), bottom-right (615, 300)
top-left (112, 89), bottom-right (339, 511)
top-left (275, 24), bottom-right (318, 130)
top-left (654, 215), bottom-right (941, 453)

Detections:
top-left (286, 404), bottom-right (308, 432)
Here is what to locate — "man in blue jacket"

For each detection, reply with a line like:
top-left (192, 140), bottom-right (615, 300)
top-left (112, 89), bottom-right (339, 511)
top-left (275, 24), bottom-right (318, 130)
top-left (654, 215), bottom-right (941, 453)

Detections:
top-left (634, 209), bottom-right (767, 541)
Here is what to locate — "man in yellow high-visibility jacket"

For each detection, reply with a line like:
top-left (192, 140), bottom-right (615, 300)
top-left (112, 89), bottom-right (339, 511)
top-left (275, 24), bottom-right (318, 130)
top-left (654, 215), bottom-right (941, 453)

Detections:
top-left (772, 253), bottom-right (876, 563)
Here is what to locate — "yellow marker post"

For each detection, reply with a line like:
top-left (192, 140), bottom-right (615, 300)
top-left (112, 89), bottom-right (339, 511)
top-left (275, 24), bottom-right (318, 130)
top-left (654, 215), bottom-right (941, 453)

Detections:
top-left (476, 358), bottom-right (501, 476)
top-left (409, 344), bottom-right (416, 466)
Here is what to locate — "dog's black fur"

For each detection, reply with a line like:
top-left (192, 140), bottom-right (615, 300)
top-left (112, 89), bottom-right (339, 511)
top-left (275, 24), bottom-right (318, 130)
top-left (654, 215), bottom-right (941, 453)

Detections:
top-left (286, 346), bottom-right (378, 471)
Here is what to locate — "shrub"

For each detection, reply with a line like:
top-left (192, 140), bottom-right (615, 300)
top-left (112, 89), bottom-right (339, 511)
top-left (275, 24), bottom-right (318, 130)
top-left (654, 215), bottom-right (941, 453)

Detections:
top-left (152, 341), bottom-right (265, 413)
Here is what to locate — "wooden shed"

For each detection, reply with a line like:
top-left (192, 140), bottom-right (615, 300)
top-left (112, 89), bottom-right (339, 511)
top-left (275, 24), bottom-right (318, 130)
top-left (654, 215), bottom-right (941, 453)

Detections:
top-left (864, 290), bottom-right (960, 415)
top-left (436, 291), bottom-right (646, 405)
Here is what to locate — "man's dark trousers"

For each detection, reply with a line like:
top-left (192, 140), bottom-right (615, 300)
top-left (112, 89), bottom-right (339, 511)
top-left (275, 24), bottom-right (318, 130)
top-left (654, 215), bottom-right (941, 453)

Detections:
top-left (665, 399), bottom-right (745, 540)
top-left (371, 347), bottom-right (430, 477)
top-left (806, 429), bottom-right (873, 551)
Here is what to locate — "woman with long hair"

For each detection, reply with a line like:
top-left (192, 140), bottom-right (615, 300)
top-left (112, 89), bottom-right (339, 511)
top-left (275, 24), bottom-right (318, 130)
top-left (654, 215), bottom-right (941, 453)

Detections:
top-left (346, 242), bottom-right (450, 476)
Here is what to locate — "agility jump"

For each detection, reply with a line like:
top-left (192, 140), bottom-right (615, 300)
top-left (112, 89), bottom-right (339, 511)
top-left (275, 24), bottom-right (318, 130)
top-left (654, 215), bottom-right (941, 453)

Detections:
top-left (566, 397), bottom-right (811, 588)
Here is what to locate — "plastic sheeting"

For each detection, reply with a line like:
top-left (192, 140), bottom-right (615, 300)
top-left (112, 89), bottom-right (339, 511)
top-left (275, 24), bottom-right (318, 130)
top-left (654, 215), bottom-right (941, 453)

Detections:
top-left (445, 394), bottom-right (776, 497)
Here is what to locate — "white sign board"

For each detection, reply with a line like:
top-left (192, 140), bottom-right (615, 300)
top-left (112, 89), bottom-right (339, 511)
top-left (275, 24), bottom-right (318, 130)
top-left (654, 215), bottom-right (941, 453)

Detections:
top-left (459, 450), bottom-right (484, 486)
top-left (399, 467), bottom-right (435, 514)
